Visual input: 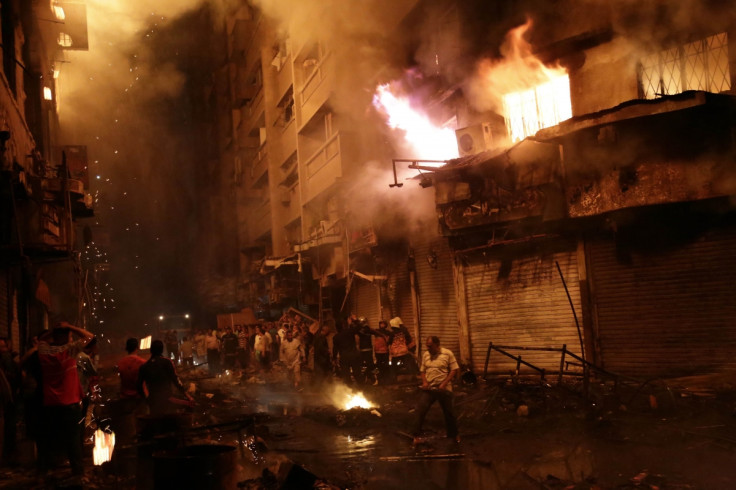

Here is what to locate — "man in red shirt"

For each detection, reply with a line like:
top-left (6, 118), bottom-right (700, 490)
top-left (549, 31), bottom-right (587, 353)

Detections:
top-left (118, 338), bottom-right (146, 399)
top-left (37, 322), bottom-right (95, 479)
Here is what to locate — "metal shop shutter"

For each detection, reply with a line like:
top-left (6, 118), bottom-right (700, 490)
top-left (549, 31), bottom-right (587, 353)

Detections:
top-left (348, 278), bottom-right (381, 328)
top-left (414, 238), bottom-right (459, 358)
top-left (464, 248), bottom-right (583, 374)
top-left (385, 258), bottom-right (415, 332)
top-left (588, 228), bottom-right (736, 378)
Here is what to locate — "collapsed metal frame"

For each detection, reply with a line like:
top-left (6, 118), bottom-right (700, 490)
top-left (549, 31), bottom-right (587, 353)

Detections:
top-left (483, 342), bottom-right (621, 394)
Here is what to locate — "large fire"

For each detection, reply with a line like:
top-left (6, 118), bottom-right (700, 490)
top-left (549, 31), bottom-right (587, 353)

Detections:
top-left (372, 83), bottom-right (459, 161)
top-left (475, 19), bottom-right (572, 143)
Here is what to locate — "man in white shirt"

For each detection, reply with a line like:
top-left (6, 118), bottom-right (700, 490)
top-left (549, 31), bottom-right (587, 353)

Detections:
top-left (253, 325), bottom-right (272, 371)
top-left (411, 336), bottom-right (460, 444)
top-left (280, 328), bottom-right (303, 388)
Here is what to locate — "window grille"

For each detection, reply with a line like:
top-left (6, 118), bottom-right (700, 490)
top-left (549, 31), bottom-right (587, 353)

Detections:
top-left (640, 32), bottom-right (731, 99)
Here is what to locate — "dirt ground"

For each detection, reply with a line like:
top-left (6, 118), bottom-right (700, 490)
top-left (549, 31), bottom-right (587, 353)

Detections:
top-left (2, 362), bottom-right (736, 489)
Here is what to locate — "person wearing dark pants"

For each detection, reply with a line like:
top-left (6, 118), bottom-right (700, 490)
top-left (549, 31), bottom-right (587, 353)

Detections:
top-left (411, 336), bottom-right (460, 444)
top-left (37, 322), bottom-right (95, 481)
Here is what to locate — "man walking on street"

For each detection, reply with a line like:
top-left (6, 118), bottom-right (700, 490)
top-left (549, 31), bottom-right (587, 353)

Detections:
top-left (411, 336), bottom-right (460, 444)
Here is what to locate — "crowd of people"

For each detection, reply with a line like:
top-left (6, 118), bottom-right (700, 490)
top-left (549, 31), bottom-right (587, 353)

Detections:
top-left (157, 313), bottom-right (424, 390)
top-left (0, 312), bottom-right (462, 482)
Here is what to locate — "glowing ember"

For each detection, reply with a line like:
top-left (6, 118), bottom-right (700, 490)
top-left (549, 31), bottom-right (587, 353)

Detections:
top-left (93, 429), bottom-right (115, 466)
top-left (343, 392), bottom-right (375, 410)
top-left (373, 84), bottom-right (458, 161)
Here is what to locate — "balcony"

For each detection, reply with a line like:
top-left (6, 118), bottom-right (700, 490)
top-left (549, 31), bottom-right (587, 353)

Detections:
top-left (42, 177), bottom-right (94, 218)
top-left (298, 54), bottom-right (333, 127)
top-left (303, 132), bottom-right (341, 203)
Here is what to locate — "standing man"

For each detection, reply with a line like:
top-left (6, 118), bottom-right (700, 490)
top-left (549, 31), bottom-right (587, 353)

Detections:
top-left (388, 317), bottom-right (418, 379)
top-left (411, 336), bottom-right (460, 444)
top-left (332, 320), bottom-right (360, 385)
top-left (236, 325), bottom-right (249, 371)
top-left (279, 328), bottom-right (304, 389)
top-left (312, 324), bottom-right (332, 386)
top-left (179, 336), bottom-right (194, 369)
top-left (137, 340), bottom-right (192, 415)
top-left (37, 322), bottom-right (95, 480)
top-left (118, 338), bottom-right (146, 400)
top-left (373, 320), bottom-right (390, 385)
top-left (205, 329), bottom-right (220, 374)
top-left (253, 325), bottom-right (272, 372)
top-left (220, 327), bottom-right (239, 370)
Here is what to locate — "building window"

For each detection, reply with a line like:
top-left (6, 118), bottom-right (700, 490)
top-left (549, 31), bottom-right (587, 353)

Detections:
top-left (639, 32), bottom-right (731, 99)
top-left (58, 32), bottom-right (73, 47)
top-left (51, 1), bottom-right (65, 20)
top-left (502, 75), bottom-right (572, 143)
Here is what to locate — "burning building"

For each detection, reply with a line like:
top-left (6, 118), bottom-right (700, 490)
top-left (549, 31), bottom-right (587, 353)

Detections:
top-left (199, 0), bottom-right (736, 383)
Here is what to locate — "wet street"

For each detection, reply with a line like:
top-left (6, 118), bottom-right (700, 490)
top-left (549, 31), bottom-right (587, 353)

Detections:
top-left (3, 361), bottom-right (736, 489)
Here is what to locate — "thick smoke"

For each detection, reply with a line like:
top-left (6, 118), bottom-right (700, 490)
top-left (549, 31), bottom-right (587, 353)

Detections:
top-left (59, 0), bottom-right (236, 330)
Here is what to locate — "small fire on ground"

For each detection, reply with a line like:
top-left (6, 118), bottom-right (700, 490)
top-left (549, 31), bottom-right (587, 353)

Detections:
top-left (93, 429), bottom-right (115, 465)
top-left (329, 383), bottom-right (376, 411)
top-left (343, 392), bottom-right (375, 410)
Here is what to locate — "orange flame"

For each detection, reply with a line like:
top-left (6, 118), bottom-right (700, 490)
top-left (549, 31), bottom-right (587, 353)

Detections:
top-left (93, 429), bottom-right (115, 465)
top-left (475, 19), bottom-right (572, 143)
top-left (373, 83), bottom-right (458, 161)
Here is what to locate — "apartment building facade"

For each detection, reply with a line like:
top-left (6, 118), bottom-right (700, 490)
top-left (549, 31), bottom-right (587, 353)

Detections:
top-left (215, 1), bottom-right (736, 381)
top-left (0, 1), bottom-right (94, 352)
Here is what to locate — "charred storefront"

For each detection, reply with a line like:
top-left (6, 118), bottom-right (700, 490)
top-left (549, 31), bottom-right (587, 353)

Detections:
top-left (430, 90), bottom-right (736, 381)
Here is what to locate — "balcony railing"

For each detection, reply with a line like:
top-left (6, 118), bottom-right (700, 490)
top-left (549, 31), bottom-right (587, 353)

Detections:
top-left (300, 52), bottom-right (331, 107)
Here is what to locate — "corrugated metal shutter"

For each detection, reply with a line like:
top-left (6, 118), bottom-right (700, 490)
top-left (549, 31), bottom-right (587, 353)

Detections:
top-left (464, 247), bottom-right (583, 374)
top-left (414, 237), bottom-right (459, 357)
top-left (384, 258), bottom-right (415, 330)
top-left (348, 277), bottom-right (380, 327)
top-left (588, 228), bottom-right (736, 378)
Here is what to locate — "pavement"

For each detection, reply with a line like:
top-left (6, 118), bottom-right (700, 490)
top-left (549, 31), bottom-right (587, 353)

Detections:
top-left (2, 361), bottom-right (736, 489)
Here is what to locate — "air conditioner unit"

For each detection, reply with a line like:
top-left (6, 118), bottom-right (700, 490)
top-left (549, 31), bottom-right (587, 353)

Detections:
top-left (455, 123), bottom-right (494, 157)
